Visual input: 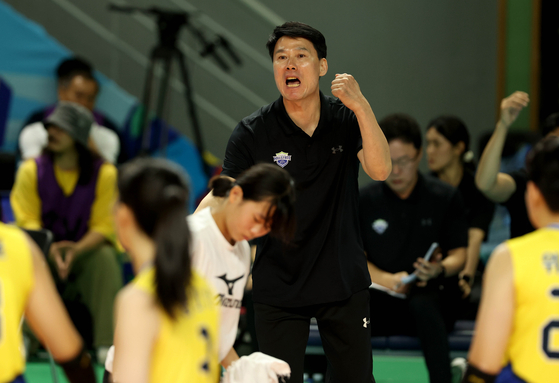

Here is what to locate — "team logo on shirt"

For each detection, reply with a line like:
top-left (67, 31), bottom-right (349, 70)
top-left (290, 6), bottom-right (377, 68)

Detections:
top-left (273, 151), bottom-right (292, 168)
top-left (372, 219), bottom-right (388, 234)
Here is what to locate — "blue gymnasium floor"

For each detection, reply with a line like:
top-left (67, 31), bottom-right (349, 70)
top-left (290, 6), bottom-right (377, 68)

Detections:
top-left (24, 356), bottom-right (431, 383)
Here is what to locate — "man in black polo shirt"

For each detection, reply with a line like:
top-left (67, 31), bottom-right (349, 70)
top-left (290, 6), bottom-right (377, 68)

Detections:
top-left (197, 21), bottom-right (390, 383)
top-left (359, 114), bottom-right (467, 383)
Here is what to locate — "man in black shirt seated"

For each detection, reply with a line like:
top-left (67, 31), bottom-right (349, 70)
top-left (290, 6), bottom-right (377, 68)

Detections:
top-left (359, 114), bottom-right (467, 383)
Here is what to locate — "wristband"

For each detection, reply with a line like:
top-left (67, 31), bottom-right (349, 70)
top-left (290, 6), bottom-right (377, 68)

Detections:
top-left (58, 346), bottom-right (96, 383)
top-left (461, 363), bottom-right (496, 383)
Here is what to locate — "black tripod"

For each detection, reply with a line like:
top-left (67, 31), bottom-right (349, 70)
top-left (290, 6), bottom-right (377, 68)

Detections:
top-left (109, 5), bottom-right (241, 175)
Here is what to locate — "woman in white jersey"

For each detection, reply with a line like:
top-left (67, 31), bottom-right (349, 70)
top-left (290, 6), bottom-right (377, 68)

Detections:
top-left (104, 163), bottom-right (295, 381)
top-left (189, 162), bottom-right (296, 368)
top-left (110, 158), bottom-right (220, 383)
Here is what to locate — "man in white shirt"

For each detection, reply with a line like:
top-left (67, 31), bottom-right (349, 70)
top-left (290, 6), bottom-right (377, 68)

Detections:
top-left (19, 58), bottom-right (120, 164)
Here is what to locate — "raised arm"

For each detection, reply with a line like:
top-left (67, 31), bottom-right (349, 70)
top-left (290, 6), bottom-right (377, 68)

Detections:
top-left (331, 73), bottom-right (391, 181)
top-left (475, 91), bottom-right (529, 202)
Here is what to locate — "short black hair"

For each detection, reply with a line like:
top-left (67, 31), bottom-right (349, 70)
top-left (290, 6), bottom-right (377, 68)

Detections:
top-left (526, 135), bottom-right (559, 212)
top-left (56, 57), bottom-right (93, 79)
top-left (56, 57), bottom-right (98, 90)
top-left (542, 112), bottom-right (559, 137)
top-left (379, 113), bottom-right (422, 150)
top-left (266, 21), bottom-right (327, 60)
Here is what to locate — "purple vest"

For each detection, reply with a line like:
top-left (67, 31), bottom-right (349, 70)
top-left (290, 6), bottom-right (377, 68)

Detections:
top-left (36, 154), bottom-right (103, 242)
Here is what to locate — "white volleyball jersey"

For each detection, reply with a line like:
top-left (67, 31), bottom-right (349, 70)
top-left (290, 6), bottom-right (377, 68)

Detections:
top-left (188, 207), bottom-right (251, 362)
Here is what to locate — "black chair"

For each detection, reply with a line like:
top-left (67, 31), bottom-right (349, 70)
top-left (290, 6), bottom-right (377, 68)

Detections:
top-left (23, 228), bottom-right (54, 258)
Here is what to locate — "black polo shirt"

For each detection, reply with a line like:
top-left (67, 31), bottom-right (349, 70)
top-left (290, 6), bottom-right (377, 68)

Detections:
top-left (431, 169), bottom-right (495, 240)
top-left (359, 173), bottom-right (468, 274)
top-left (503, 169), bottom-right (535, 238)
top-left (222, 91), bottom-right (370, 307)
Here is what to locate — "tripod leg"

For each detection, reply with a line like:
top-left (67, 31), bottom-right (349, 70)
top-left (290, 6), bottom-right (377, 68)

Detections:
top-left (154, 55), bottom-right (173, 157)
top-left (175, 50), bottom-right (211, 177)
top-left (139, 55), bottom-right (157, 155)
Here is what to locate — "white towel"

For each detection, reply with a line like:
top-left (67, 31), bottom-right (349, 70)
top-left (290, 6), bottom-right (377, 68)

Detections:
top-left (105, 345), bottom-right (115, 373)
top-left (223, 352), bottom-right (291, 383)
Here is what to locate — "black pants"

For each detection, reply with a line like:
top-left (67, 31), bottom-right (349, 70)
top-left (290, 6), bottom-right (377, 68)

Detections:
top-left (369, 283), bottom-right (458, 383)
top-left (254, 289), bottom-right (374, 383)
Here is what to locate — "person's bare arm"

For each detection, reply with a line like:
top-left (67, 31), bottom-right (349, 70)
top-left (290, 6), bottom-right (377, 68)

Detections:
top-left (414, 247), bottom-right (466, 282)
top-left (331, 73), bottom-right (391, 181)
top-left (462, 228), bottom-right (485, 282)
top-left (467, 243), bottom-right (514, 374)
top-left (221, 347), bottom-right (240, 369)
top-left (475, 91), bottom-right (529, 202)
top-left (367, 260), bottom-right (409, 294)
top-left (112, 286), bottom-right (160, 383)
top-left (25, 234), bottom-right (84, 361)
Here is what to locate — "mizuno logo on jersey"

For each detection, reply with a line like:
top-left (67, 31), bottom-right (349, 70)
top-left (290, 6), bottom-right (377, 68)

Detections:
top-left (363, 318), bottom-right (370, 328)
top-left (216, 294), bottom-right (243, 309)
top-left (217, 273), bottom-right (244, 296)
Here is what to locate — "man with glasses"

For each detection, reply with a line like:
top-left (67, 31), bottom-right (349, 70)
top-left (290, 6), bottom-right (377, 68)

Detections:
top-left (359, 114), bottom-right (468, 383)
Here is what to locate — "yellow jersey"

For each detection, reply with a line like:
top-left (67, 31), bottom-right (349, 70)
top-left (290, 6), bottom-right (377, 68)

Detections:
top-left (504, 226), bottom-right (559, 382)
top-left (133, 267), bottom-right (220, 383)
top-left (0, 223), bottom-right (34, 382)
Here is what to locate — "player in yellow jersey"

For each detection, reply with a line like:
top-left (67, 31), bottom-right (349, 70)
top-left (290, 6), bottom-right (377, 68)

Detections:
top-left (110, 158), bottom-right (220, 383)
top-left (463, 135), bottom-right (559, 383)
top-left (0, 222), bottom-right (96, 383)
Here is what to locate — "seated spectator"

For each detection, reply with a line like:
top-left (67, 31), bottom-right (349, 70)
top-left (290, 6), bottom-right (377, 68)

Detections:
top-left (475, 92), bottom-right (559, 238)
top-left (426, 116), bottom-right (495, 302)
top-left (10, 101), bottom-right (122, 362)
top-left (359, 113), bottom-right (467, 383)
top-left (19, 57), bottom-right (123, 164)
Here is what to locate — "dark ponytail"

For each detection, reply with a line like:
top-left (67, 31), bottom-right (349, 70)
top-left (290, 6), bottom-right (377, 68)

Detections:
top-left (209, 163), bottom-right (296, 241)
top-left (118, 158), bottom-right (192, 320)
top-left (209, 177), bottom-right (235, 197)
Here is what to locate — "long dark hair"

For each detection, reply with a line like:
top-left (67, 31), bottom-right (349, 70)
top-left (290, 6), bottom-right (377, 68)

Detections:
top-left (43, 141), bottom-right (100, 185)
top-left (118, 158), bottom-right (192, 319)
top-left (526, 136), bottom-right (559, 212)
top-left (211, 163), bottom-right (296, 242)
top-left (427, 115), bottom-right (475, 172)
